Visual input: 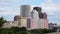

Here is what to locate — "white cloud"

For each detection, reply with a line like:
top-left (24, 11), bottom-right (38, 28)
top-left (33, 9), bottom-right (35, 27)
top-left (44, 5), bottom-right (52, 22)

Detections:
top-left (0, 0), bottom-right (20, 21)
top-left (0, 0), bottom-right (18, 2)
top-left (0, 0), bottom-right (60, 23)
top-left (39, 0), bottom-right (60, 24)
top-left (39, 0), bottom-right (60, 15)
top-left (0, 4), bottom-right (20, 19)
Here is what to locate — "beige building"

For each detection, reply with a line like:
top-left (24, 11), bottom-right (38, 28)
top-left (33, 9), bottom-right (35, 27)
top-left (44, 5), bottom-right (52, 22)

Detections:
top-left (19, 16), bottom-right (27, 27)
top-left (2, 21), bottom-right (19, 28)
top-left (14, 15), bottom-right (28, 27)
top-left (2, 16), bottom-right (27, 28)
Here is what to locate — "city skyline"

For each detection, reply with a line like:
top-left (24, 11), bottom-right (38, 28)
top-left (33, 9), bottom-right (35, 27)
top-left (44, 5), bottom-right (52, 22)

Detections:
top-left (0, 0), bottom-right (60, 24)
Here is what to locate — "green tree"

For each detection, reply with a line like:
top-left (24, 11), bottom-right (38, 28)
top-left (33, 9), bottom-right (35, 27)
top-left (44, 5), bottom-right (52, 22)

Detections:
top-left (20, 31), bottom-right (27, 34)
top-left (20, 27), bottom-right (26, 31)
top-left (11, 27), bottom-right (20, 33)
top-left (0, 17), bottom-right (6, 28)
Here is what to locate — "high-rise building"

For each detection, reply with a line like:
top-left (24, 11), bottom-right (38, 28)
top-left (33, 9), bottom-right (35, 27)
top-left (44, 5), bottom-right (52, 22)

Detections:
top-left (43, 12), bottom-right (47, 19)
top-left (39, 12), bottom-right (47, 19)
top-left (33, 7), bottom-right (47, 19)
top-left (38, 19), bottom-right (48, 29)
top-left (20, 5), bottom-right (31, 18)
top-left (31, 10), bottom-right (39, 19)
top-left (33, 7), bottom-right (44, 19)
top-left (31, 10), bottom-right (39, 29)
top-left (32, 7), bottom-right (48, 29)
top-left (27, 18), bottom-right (31, 29)
top-left (39, 13), bottom-right (44, 19)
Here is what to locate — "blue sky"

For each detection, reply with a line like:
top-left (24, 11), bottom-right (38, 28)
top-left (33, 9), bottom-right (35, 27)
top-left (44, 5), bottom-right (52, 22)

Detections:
top-left (0, 0), bottom-right (60, 24)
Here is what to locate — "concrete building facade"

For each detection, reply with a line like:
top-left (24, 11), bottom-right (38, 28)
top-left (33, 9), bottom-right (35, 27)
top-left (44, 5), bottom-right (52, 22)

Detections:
top-left (31, 10), bottom-right (39, 29)
top-left (19, 16), bottom-right (27, 27)
top-left (38, 19), bottom-right (48, 29)
top-left (30, 7), bottom-right (48, 29)
top-left (20, 5), bottom-right (31, 18)
top-left (2, 21), bottom-right (19, 28)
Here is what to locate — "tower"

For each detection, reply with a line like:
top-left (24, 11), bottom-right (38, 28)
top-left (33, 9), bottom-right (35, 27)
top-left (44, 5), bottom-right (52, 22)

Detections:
top-left (33, 7), bottom-right (42, 19)
top-left (31, 10), bottom-right (39, 29)
top-left (43, 12), bottom-right (47, 19)
top-left (20, 5), bottom-right (31, 18)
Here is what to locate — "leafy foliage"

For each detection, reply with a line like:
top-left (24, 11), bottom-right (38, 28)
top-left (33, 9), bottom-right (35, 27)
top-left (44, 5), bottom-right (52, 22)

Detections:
top-left (30, 29), bottom-right (55, 34)
top-left (0, 27), bottom-right (27, 34)
top-left (0, 27), bottom-right (56, 34)
top-left (0, 17), bottom-right (6, 27)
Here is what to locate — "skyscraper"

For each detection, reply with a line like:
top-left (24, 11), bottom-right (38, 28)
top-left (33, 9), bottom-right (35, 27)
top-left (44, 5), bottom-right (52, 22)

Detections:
top-left (39, 13), bottom-right (44, 19)
top-left (32, 7), bottom-right (48, 29)
top-left (27, 19), bottom-right (31, 28)
top-left (43, 12), bottom-right (47, 19)
top-left (33, 7), bottom-right (44, 19)
top-left (31, 10), bottom-right (39, 19)
top-left (31, 10), bottom-right (39, 29)
top-left (33, 7), bottom-right (47, 19)
top-left (20, 5), bottom-right (31, 18)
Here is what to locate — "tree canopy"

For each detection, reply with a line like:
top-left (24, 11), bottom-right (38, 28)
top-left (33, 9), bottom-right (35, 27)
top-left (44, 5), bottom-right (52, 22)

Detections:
top-left (0, 17), bottom-right (6, 28)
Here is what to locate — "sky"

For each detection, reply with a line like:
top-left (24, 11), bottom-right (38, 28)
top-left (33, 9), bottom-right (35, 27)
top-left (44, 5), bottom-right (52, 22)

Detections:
top-left (0, 0), bottom-right (60, 24)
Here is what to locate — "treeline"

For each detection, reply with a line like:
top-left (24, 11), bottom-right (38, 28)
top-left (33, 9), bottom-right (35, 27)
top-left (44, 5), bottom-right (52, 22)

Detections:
top-left (30, 29), bottom-right (56, 34)
top-left (0, 27), bottom-right (56, 34)
top-left (0, 27), bottom-right (27, 34)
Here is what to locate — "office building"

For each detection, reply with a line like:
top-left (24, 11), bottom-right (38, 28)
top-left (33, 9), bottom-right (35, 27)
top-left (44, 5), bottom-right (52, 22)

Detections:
top-left (31, 10), bottom-right (39, 29)
top-left (39, 13), bottom-right (44, 19)
top-left (31, 10), bottom-right (39, 19)
top-left (43, 12), bottom-right (47, 19)
top-left (20, 5), bottom-right (31, 18)
top-left (38, 19), bottom-right (48, 29)
top-left (18, 16), bottom-right (27, 27)
top-left (27, 18), bottom-right (31, 30)
top-left (31, 7), bottom-right (48, 29)
top-left (2, 21), bottom-right (19, 28)
top-left (33, 7), bottom-right (44, 19)
top-left (14, 16), bottom-right (27, 27)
